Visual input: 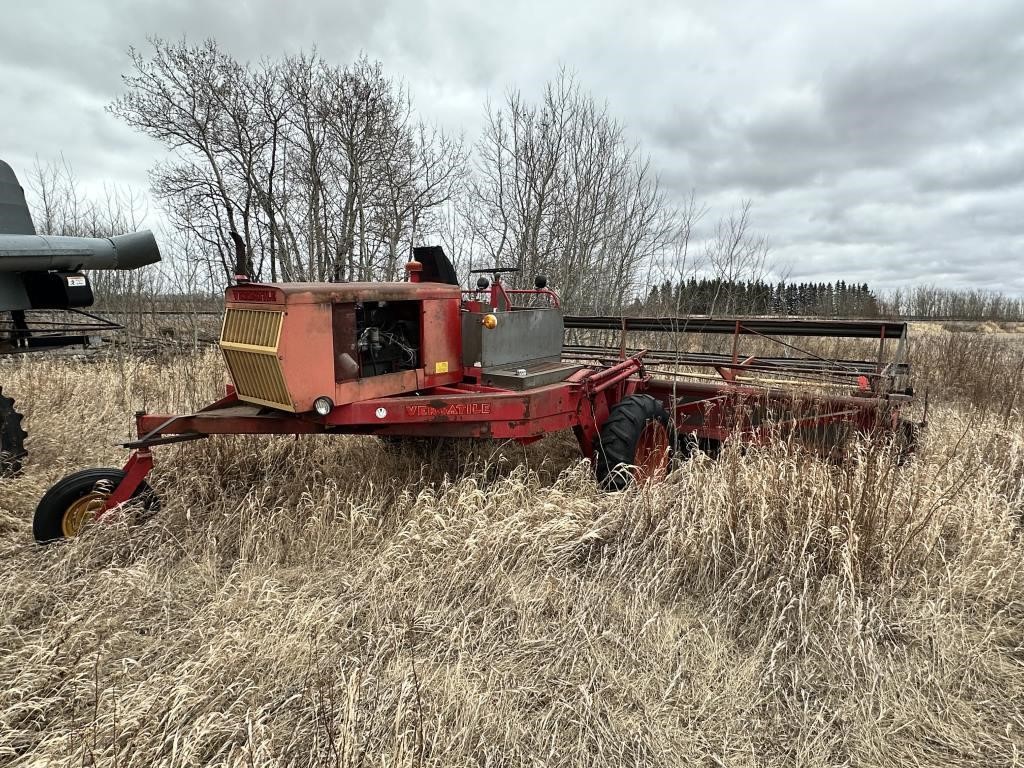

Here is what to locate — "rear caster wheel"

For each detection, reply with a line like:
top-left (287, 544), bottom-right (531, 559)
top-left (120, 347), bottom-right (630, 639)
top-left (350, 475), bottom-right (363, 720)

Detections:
top-left (33, 468), bottom-right (157, 543)
top-left (595, 394), bottom-right (677, 490)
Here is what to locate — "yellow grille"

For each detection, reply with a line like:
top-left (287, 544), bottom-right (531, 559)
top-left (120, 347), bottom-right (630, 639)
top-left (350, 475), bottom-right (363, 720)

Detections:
top-left (221, 309), bottom-right (283, 347)
top-left (222, 349), bottom-right (293, 410)
top-left (220, 308), bottom-right (293, 411)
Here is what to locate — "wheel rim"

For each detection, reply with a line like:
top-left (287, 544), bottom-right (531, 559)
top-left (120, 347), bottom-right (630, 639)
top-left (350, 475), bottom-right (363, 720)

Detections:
top-left (634, 421), bottom-right (671, 481)
top-left (61, 491), bottom-right (108, 538)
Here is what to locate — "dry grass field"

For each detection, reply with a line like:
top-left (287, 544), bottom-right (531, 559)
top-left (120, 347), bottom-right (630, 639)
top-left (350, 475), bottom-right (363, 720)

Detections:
top-left (1, 327), bottom-right (1022, 767)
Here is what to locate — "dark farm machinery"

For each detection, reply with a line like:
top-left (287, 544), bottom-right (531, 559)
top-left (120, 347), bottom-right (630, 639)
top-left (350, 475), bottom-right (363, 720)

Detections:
top-left (33, 246), bottom-right (920, 542)
top-left (0, 159), bottom-right (161, 475)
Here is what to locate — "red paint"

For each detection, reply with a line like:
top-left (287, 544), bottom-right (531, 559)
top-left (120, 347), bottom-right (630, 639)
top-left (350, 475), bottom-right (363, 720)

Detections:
top-left (97, 450), bottom-right (154, 518)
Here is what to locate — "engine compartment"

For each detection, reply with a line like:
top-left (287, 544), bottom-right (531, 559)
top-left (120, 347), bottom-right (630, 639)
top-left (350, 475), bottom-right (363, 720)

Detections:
top-left (355, 300), bottom-right (420, 377)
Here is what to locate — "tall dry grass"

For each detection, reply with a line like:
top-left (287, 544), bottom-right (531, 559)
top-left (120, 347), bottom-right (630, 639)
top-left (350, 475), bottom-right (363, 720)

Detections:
top-left (0, 330), bottom-right (1022, 766)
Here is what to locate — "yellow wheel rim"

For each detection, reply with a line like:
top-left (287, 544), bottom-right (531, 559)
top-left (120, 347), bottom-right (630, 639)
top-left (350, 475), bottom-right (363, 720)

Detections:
top-left (61, 491), bottom-right (108, 538)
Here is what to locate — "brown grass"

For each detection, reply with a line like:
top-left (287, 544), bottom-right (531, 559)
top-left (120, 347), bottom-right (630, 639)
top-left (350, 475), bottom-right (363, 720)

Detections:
top-left (1, 333), bottom-right (1023, 766)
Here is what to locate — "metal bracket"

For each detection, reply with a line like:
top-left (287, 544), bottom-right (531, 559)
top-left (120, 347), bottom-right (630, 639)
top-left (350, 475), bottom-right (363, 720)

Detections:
top-left (122, 413), bottom-right (210, 449)
top-left (122, 432), bottom-right (208, 449)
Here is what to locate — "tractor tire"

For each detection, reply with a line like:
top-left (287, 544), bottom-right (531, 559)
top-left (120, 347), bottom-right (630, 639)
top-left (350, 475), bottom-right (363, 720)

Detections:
top-left (595, 394), bottom-right (677, 491)
top-left (0, 387), bottom-right (27, 476)
top-left (33, 468), bottom-right (157, 544)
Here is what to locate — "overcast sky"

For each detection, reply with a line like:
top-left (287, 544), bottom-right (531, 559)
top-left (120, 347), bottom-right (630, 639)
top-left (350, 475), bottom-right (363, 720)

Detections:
top-left (2, 0), bottom-right (1023, 293)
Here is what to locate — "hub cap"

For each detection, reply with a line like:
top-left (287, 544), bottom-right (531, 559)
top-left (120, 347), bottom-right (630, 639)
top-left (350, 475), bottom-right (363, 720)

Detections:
top-left (634, 421), bottom-right (671, 481)
top-left (61, 491), bottom-right (108, 538)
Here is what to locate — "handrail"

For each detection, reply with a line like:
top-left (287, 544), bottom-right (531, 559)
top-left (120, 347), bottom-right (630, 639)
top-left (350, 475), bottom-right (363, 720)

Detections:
top-left (461, 286), bottom-right (561, 309)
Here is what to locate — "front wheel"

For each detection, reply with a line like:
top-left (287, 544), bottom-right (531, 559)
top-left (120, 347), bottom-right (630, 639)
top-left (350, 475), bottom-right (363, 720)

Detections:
top-left (595, 394), bottom-right (677, 490)
top-left (33, 468), bottom-right (157, 543)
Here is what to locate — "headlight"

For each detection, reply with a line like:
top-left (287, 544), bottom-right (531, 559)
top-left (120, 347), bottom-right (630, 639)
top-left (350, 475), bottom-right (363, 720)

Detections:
top-left (482, 313), bottom-right (498, 329)
top-left (313, 396), bottom-right (334, 416)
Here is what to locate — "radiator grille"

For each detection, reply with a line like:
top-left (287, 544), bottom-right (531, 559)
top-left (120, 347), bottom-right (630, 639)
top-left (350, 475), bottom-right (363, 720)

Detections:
top-left (221, 308), bottom-right (283, 347)
top-left (220, 308), bottom-right (293, 411)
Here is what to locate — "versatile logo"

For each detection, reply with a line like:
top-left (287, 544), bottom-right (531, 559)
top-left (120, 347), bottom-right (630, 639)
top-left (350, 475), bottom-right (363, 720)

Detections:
top-left (405, 403), bottom-right (492, 417)
top-left (230, 288), bottom-right (278, 302)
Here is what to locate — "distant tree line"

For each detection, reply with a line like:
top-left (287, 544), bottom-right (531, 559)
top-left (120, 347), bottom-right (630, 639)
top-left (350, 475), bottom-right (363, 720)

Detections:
top-left (878, 285), bottom-right (1024, 321)
top-left (636, 279), bottom-right (1024, 321)
top-left (638, 278), bottom-right (880, 317)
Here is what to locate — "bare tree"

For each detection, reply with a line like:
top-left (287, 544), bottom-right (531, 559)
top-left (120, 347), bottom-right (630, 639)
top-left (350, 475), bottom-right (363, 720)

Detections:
top-left (702, 200), bottom-right (770, 315)
top-left (110, 39), bottom-right (466, 287)
top-left (467, 70), bottom-right (675, 312)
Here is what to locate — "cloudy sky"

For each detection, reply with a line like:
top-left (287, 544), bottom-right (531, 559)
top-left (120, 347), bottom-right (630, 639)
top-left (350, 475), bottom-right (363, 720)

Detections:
top-left (2, 0), bottom-right (1023, 293)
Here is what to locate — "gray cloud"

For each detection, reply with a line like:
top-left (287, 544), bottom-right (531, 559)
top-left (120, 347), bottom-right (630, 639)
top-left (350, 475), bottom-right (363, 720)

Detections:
top-left (0, 0), bottom-right (1022, 294)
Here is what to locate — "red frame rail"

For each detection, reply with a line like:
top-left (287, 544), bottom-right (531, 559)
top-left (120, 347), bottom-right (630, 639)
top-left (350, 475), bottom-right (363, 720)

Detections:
top-left (95, 353), bottom-right (907, 520)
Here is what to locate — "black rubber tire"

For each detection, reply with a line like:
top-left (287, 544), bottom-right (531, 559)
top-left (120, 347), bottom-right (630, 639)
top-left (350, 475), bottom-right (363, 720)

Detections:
top-left (595, 394), bottom-right (677, 491)
top-left (0, 387), bottom-right (27, 476)
top-left (33, 468), bottom-right (157, 544)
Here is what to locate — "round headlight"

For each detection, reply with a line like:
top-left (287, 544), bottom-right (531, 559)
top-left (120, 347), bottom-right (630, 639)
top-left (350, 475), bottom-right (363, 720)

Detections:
top-left (313, 396), bottom-right (334, 416)
top-left (482, 313), bottom-right (498, 329)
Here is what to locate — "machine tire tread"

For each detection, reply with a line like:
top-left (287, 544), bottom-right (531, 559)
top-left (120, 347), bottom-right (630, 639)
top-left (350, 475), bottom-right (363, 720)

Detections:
top-left (34, 468), bottom-right (157, 543)
top-left (595, 394), bottom-right (676, 491)
top-left (0, 387), bottom-right (27, 476)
